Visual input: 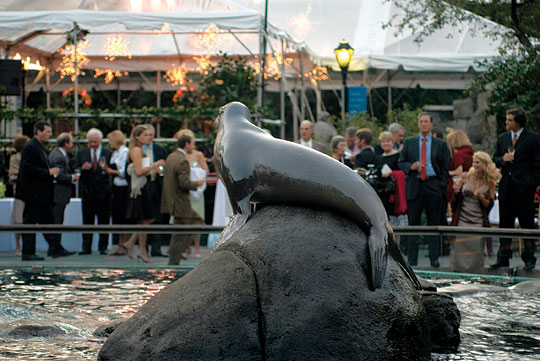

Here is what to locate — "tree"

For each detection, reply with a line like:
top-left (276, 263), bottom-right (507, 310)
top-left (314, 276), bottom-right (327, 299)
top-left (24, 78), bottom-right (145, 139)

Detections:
top-left (386, 0), bottom-right (540, 130)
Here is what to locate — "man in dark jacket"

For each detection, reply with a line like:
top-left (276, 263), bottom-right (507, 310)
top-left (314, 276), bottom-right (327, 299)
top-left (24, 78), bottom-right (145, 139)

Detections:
top-left (491, 108), bottom-right (540, 270)
top-left (16, 121), bottom-right (74, 260)
top-left (74, 128), bottom-right (112, 255)
top-left (398, 113), bottom-right (450, 267)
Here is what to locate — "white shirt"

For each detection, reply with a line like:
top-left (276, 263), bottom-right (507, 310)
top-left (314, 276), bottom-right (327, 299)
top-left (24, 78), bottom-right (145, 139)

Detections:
top-left (300, 139), bottom-right (313, 148)
top-left (511, 127), bottom-right (524, 142)
top-left (110, 145), bottom-right (129, 187)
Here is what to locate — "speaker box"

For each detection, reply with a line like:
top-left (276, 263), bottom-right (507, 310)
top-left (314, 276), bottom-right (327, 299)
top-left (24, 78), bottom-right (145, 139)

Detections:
top-left (0, 60), bottom-right (23, 96)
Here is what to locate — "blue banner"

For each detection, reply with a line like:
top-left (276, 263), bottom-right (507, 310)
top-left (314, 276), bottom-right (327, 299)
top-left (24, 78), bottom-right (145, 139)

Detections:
top-left (348, 86), bottom-right (367, 115)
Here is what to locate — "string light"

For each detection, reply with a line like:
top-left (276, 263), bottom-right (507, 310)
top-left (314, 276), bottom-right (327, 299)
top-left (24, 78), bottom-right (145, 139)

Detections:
top-left (104, 36), bottom-right (132, 61)
top-left (154, 22), bottom-right (170, 38)
top-left (250, 53), bottom-right (293, 80)
top-left (193, 55), bottom-right (215, 75)
top-left (56, 40), bottom-right (90, 80)
top-left (306, 65), bottom-right (329, 81)
top-left (94, 68), bottom-right (129, 84)
top-left (164, 64), bottom-right (189, 86)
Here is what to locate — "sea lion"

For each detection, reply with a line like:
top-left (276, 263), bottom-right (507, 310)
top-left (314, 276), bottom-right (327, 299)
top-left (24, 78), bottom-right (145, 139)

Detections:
top-left (214, 102), bottom-right (420, 291)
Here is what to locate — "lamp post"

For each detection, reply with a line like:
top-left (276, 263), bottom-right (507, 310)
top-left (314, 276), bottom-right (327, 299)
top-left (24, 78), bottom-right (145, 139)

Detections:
top-left (334, 40), bottom-right (354, 127)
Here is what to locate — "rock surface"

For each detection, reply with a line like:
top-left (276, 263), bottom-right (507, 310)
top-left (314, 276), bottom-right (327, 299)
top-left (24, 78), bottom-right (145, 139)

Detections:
top-left (422, 291), bottom-right (461, 353)
top-left (99, 205), bottom-right (432, 361)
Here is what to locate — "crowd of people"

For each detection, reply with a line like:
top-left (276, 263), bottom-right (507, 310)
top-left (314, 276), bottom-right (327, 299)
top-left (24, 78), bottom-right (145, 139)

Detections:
top-left (5, 107), bottom-right (539, 272)
top-left (9, 121), bottom-right (205, 265)
top-left (299, 108), bottom-right (538, 271)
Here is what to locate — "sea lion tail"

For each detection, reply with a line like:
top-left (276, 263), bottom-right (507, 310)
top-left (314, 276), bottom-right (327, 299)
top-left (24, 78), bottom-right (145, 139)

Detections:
top-left (388, 237), bottom-right (422, 290)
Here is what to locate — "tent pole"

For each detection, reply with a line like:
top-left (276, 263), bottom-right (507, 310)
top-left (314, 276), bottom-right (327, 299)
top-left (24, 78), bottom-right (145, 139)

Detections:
top-left (387, 71), bottom-right (392, 114)
top-left (156, 70), bottom-right (161, 137)
top-left (300, 51), bottom-right (305, 122)
top-left (256, 29), bottom-right (264, 127)
top-left (45, 66), bottom-right (51, 109)
top-left (72, 25), bottom-right (79, 135)
top-left (280, 40), bottom-right (285, 139)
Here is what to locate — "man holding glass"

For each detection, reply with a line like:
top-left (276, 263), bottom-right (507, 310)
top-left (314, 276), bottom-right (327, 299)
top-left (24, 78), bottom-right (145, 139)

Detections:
top-left (492, 108), bottom-right (540, 270)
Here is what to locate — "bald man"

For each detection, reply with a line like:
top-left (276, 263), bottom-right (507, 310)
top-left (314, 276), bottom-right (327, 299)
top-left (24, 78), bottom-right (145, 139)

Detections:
top-left (297, 120), bottom-right (329, 154)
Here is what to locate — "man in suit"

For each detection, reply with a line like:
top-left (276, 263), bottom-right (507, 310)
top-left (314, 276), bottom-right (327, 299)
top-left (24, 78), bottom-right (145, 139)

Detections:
top-left (491, 108), bottom-right (540, 270)
top-left (344, 126), bottom-right (359, 163)
top-left (398, 113), bottom-right (450, 268)
top-left (16, 121), bottom-right (74, 260)
top-left (49, 133), bottom-right (78, 225)
top-left (74, 128), bottom-right (112, 255)
top-left (161, 133), bottom-right (204, 265)
top-left (298, 120), bottom-right (329, 154)
top-left (354, 128), bottom-right (382, 170)
top-left (143, 124), bottom-right (169, 257)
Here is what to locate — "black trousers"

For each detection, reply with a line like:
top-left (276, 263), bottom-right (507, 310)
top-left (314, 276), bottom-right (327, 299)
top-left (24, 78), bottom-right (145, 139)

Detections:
top-left (403, 178), bottom-right (443, 264)
top-left (147, 179), bottom-right (167, 254)
top-left (497, 181), bottom-right (537, 264)
top-left (81, 198), bottom-right (111, 253)
top-left (22, 202), bottom-right (61, 255)
top-left (53, 202), bottom-right (68, 225)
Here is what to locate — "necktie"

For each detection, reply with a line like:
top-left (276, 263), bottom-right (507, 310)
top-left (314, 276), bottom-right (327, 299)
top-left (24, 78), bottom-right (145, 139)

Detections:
top-left (92, 149), bottom-right (97, 170)
top-left (146, 146), bottom-right (155, 181)
top-left (420, 137), bottom-right (427, 181)
top-left (512, 133), bottom-right (517, 146)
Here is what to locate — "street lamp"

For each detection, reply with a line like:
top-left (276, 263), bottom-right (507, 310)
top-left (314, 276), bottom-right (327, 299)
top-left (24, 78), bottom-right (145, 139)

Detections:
top-left (334, 40), bottom-right (354, 126)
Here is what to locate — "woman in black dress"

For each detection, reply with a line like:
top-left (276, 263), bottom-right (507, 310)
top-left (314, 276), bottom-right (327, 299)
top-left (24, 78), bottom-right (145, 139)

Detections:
top-left (124, 124), bottom-right (165, 263)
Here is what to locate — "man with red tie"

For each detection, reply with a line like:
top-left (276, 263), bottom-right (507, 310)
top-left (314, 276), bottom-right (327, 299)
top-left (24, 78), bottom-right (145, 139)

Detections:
top-left (398, 113), bottom-right (450, 267)
top-left (491, 108), bottom-right (540, 270)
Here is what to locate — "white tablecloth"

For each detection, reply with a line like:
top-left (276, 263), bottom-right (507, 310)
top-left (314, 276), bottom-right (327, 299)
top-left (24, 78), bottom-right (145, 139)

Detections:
top-left (0, 198), bottom-right (110, 252)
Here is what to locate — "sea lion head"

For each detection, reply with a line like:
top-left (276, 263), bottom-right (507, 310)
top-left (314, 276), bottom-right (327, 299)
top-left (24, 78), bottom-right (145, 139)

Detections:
top-left (215, 102), bottom-right (251, 132)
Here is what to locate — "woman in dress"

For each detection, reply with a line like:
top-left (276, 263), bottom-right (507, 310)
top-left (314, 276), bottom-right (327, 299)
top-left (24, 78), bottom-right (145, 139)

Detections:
top-left (124, 125), bottom-right (165, 263)
top-left (104, 130), bottom-right (131, 255)
top-left (177, 129), bottom-right (209, 258)
top-left (379, 131), bottom-right (400, 170)
top-left (9, 135), bottom-right (29, 256)
top-left (446, 130), bottom-right (474, 202)
top-left (450, 151), bottom-right (501, 271)
top-left (331, 135), bottom-right (353, 168)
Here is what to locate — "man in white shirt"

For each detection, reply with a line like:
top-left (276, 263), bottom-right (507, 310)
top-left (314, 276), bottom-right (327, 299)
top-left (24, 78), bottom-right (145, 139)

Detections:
top-left (298, 120), bottom-right (329, 154)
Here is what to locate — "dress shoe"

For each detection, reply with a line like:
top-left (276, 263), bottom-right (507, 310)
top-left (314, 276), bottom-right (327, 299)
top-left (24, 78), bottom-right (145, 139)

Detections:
top-left (151, 252), bottom-right (168, 258)
top-left (50, 249), bottom-right (76, 259)
top-left (490, 259), bottom-right (509, 268)
top-left (99, 250), bottom-right (107, 255)
top-left (78, 251), bottom-right (92, 255)
top-left (22, 254), bottom-right (44, 261)
top-left (430, 259), bottom-right (440, 268)
top-left (524, 261), bottom-right (536, 271)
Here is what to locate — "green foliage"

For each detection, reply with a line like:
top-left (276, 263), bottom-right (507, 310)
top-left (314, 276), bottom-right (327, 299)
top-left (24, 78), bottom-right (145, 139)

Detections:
top-left (387, 104), bottom-right (425, 138)
top-left (468, 53), bottom-right (540, 132)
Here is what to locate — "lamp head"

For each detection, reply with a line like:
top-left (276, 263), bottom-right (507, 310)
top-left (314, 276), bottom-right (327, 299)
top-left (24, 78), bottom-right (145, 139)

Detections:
top-left (334, 40), bottom-right (354, 70)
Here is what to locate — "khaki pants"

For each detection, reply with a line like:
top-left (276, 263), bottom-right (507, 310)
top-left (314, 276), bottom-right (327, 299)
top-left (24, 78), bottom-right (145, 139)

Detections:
top-left (168, 216), bottom-right (202, 265)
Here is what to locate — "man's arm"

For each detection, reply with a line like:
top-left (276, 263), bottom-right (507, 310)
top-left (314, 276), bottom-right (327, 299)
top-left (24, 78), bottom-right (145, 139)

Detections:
top-left (20, 141), bottom-right (51, 179)
top-left (398, 140), bottom-right (413, 175)
top-left (492, 134), bottom-right (506, 168)
top-left (176, 159), bottom-right (199, 192)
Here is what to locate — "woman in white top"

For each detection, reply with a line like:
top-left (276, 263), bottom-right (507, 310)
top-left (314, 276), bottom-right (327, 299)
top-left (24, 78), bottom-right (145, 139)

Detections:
top-left (105, 130), bottom-right (131, 255)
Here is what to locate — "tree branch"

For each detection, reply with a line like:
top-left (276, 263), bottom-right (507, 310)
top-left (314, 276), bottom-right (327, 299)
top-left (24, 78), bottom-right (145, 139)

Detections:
top-left (510, 0), bottom-right (537, 57)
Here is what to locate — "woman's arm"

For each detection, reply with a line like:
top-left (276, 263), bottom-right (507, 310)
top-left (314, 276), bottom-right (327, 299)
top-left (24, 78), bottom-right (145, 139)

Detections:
top-left (195, 151), bottom-right (209, 175)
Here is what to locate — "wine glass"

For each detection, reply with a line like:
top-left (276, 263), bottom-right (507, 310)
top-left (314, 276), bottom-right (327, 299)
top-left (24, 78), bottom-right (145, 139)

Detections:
top-left (99, 156), bottom-right (107, 174)
top-left (507, 145), bottom-right (515, 155)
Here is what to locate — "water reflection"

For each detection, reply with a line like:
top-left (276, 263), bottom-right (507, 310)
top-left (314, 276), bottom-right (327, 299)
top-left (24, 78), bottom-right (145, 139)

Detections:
top-left (0, 270), bottom-right (538, 360)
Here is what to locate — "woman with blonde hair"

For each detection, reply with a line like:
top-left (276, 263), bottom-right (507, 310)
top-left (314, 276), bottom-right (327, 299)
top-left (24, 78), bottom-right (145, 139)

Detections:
top-left (450, 151), bottom-right (501, 270)
top-left (176, 128), bottom-right (209, 258)
top-left (446, 129), bottom-right (474, 201)
top-left (124, 124), bottom-right (165, 263)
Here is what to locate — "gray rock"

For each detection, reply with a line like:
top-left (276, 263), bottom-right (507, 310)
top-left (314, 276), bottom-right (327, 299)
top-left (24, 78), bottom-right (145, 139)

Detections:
top-left (0, 320), bottom-right (71, 338)
top-left (439, 284), bottom-right (506, 297)
top-left (99, 205), bottom-right (432, 361)
top-left (94, 319), bottom-right (126, 338)
top-left (422, 291), bottom-right (461, 353)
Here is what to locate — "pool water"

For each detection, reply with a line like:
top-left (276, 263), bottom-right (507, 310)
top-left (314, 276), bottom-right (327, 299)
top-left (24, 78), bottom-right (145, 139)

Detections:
top-left (0, 270), bottom-right (539, 361)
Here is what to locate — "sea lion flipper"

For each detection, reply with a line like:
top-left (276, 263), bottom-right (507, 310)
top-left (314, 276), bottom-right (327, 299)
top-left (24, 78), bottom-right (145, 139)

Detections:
top-left (216, 196), bottom-right (252, 248)
top-left (388, 239), bottom-right (422, 290)
top-left (368, 233), bottom-right (387, 290)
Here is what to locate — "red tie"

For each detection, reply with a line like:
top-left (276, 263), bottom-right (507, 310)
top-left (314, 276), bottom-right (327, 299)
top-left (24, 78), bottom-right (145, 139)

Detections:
top-left (420, 137), bottom-right (427, 181)
top-left (92, 150), bottom-right (98, 170)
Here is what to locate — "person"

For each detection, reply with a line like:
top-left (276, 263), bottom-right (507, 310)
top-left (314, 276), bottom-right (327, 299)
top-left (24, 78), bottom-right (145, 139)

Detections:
top-left (446, 130), bottom-right (474, 203)
top-left (49, 133), bottom-right (78, 225)
top-left (491, 108), bottom-right (540, 270)
top-left (143, 124), bottom-right (169, 258)
top-left (375, 123), bottom-right (405, 155)
top-left (16, 121), bottom-right (74, 260)
top-left (297, 120), bottom-right (329, 154)
top-left (450, 151), bottom-right (500, 272)
top-left (330, 135), bottom-right (353, 168)
top-left (74, 128), bottom-right (112, 255)
top-left (104, 130), bottom-right (131, 255)
top-left (379, 131), bottom-right (400, 170)
top-left (398, 112), bottom-right (450, 267)
top-left (177, 129), bottom-right (209, 258)
top-left (161, 133), bottom-right (204, 265)
top-left (8, 135), bottom-right (29, 256)
top-left (354, 128), bottom-right (382, 170)
top-left (344, 126), bottom-right (359, 163)
top-left (124, 124), bottom-right (165, 263)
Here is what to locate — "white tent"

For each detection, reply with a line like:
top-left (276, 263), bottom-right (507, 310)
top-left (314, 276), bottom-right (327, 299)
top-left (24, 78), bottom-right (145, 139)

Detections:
top-left (232, 0), bottom-right (506, 72)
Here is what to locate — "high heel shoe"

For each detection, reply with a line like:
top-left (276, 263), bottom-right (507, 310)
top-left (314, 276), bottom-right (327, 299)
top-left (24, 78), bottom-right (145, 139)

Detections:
top-left (137, 253), bottom-right (153, 264)
top-left (126, 245), bottom-right (135, 260)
